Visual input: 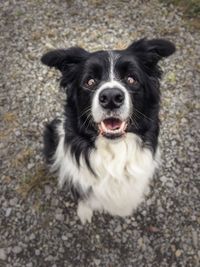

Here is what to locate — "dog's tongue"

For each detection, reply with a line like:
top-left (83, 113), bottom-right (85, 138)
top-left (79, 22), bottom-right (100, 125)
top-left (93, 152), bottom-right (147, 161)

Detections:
top-left (103, 118), bottom-right (122, 130)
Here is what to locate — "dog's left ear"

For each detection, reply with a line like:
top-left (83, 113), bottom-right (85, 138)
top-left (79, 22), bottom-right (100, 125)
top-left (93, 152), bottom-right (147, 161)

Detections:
top-left (127, 38), bottom-right (176, 66)
top-left (41, 47), bottom-right (90, 73)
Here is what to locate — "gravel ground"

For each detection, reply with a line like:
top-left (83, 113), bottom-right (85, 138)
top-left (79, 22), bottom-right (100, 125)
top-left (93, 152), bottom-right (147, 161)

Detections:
top-left (0, 0), bottom-right (200, 266)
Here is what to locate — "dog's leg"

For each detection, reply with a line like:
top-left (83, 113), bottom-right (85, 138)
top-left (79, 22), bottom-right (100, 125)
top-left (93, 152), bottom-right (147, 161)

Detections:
top-left (77, 201), bottom-right (93, 224)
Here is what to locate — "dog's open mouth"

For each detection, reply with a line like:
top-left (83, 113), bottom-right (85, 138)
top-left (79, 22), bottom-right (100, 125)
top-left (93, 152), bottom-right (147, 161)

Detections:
top-left (98, 118), bottom-right (127, 138)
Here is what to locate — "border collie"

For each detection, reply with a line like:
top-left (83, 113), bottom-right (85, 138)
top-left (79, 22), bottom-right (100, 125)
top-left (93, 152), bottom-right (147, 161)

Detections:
top-left (41, 38), bottom-right (175, 224)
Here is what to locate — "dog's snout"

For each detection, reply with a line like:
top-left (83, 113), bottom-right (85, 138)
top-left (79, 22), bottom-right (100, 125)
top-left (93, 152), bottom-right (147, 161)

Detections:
top-left (99, 88), bottom-right (125, 109)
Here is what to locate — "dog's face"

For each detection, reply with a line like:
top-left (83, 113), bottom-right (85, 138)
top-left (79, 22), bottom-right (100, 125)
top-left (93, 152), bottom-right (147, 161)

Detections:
top-left (41, 38), bottom-right (175, 139)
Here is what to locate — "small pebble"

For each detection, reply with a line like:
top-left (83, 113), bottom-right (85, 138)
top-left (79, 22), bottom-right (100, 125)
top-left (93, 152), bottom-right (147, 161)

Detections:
top-left (5, 208), bottom-right (12, 217)
top-left (94, 259), bottom-right (101, 266)
top-left (0, 248), bottom-right (6, 261)
top-left (12, 246), bottom-right (22, 254)
top-left (175, 250), bottom-right (182, 257)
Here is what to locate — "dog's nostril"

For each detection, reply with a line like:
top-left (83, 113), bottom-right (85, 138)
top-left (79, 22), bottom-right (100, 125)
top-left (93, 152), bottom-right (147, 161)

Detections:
top-left (99, 94), bottom-right (107, 104)
top-left (114, 94), bottom-right (124, 104)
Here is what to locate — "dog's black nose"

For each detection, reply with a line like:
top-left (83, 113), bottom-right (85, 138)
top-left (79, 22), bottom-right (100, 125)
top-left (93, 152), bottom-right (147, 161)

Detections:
top-left (99, 88), bottom-right (125, 109)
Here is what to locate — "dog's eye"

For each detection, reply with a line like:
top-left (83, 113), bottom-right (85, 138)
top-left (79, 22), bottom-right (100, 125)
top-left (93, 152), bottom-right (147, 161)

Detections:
top-left (126, 76), bottom-right (137, 85)
top-left (86, 78), bottom-right (96, 88)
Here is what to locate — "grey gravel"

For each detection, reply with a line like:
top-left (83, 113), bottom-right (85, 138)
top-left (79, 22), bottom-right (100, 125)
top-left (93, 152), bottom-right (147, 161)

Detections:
top-left (5, 208), bottom-right (12, 217)
top-left (94, 259), bottom-right (101, 266)
top-left (44, 184), bottom-right (52, 195)
top-left (12, 246), bottom-right (22, 255)
top-left (0, 0), bottom-right (200, 267)
top-left (0, 249), bottom-right (7, 261)
top-left (55, 213), bottom-right (65, 222)
top-left (115, 224), bottom-right (122, 232)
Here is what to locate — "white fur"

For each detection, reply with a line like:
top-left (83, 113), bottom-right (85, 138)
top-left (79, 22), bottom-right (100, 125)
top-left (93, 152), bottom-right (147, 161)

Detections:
top-left (108, 51), bottom-right (116, 81)
top-left (51, 120), bottom-right (160, 224)
top-left (77, 201), bottom-right (93, 224)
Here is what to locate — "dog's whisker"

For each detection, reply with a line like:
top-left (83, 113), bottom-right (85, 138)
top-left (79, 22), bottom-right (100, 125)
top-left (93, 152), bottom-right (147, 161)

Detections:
top-left (80, 113), bottom-right (92, 131)
top-left (79, 108), bottom-right (91, 118)
top-left (129, 115), bottom-right (139, 129)
top-left (134, 108), bottom-right (154, 122)
top-left (132, 111), bottom-right (142, 121)
top-left (85, 118), bottom-right (94, 130)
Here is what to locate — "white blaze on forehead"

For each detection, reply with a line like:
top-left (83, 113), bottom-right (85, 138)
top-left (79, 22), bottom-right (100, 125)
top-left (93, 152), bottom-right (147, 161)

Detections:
top-left (109, 51), bottom-right (114, 81)
top-left (108, 51), bottom-right (118, 81)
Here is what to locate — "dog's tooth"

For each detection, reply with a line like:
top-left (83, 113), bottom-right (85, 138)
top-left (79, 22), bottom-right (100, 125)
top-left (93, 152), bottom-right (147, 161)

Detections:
top-left (120, 121), bottom-right (125, 130)
top-left (98, 124), bottom-right (104, 134)
top-left (101, 121), bottom-right (107, 132)
top-left (119, 121), bottom-right (127, 132)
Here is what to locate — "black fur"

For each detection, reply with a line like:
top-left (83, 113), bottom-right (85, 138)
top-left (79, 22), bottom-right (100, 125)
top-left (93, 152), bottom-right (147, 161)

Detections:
top-left (43, 118), bottom-right (61, 165)
top-left (41, 38), bottom-right (175, 173)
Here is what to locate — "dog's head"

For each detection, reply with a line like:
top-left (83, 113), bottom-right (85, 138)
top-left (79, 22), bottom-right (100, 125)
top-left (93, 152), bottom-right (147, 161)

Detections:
top-left (41, 38), bottom-right (175, 139)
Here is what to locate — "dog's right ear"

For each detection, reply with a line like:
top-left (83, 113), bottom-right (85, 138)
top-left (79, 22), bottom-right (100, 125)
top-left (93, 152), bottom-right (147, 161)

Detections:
top-left (41, 47), bottom-right (89, 73)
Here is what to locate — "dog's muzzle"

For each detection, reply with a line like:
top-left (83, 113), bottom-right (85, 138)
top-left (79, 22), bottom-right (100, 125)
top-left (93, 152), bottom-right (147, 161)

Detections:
top-left (91, 85), bottom-right (131, 139)
top-left (97, 88), bottom-right (127, 138)
top-left (92, 81), bottom-right (132, 139)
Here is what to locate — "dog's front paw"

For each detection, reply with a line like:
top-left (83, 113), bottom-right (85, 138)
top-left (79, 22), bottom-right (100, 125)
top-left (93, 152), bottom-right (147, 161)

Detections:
top-left (77, 201), bottom-right (93, 224)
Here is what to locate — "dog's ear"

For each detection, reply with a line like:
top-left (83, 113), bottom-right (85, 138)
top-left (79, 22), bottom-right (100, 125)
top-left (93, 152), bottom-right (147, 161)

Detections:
top-left (41, 47), bottom-right (89, 72)
top-left (127, 38), bottom-right (175, 66)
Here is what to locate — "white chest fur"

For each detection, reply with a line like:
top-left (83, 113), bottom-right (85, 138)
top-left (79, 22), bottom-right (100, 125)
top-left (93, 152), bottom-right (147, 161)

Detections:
top-left (52, 124), bottom-right (159, 221)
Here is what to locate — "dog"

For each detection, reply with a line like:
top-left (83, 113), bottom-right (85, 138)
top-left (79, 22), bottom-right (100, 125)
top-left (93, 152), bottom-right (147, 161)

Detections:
top-left (41, 38), bottom-right (175, 224)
